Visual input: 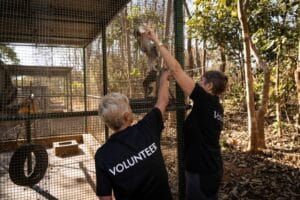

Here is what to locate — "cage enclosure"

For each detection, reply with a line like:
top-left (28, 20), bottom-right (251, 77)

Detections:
top-left (0, 0), bottom-right (185, 199)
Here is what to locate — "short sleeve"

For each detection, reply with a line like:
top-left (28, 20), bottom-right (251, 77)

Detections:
top-left (95, 161), bottom-right (112, 197)
top-left (190, 83), bottom-right (210, 106)
top-left (139, 108), bottom-right (164, 139)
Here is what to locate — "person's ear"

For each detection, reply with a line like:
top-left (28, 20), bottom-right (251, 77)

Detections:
top-left (124, 112), bottom-right (133, 124)
top-left (206, 82), bottom-right (213, 92)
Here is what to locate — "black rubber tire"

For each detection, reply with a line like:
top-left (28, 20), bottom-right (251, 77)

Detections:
top-left (9, 144), bottom-right (48, 186)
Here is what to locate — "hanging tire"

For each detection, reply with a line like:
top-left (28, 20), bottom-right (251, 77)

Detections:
top-left (9, 144), bottom-right (48, 186)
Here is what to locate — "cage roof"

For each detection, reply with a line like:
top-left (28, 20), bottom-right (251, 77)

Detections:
top-left (4, 64), bottom-right (73, 77)
top-left (0, 0), bottom-right (130, 47)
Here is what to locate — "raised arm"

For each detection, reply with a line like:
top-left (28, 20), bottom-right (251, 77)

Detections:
top-left (155, 70), bottom-right (170, 114)
top-left (145, 28), bottom-right (195, 96)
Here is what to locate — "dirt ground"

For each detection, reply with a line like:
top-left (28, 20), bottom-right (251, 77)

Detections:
top-left (161, 110), bottom-right (300, 200)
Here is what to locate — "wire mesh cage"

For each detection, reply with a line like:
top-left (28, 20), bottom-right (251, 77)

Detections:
top-left (0, 0), bottom-right (184, 199)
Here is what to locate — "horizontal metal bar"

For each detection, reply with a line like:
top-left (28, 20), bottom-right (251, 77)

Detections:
top-left (0, 13), bottom-right (102, 25)
top-left (0, 111), bottom-right (98, 121)
top-left (0, 33), bottom-right (94, 40)
top-left (0, 104), bottom-right (190, 122)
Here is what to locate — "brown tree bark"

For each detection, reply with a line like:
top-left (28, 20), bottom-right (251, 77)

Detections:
top-left (249, 38), bottom-right (270, 149)
top-left (275, 53), bottom-right (282, 137)
top-left (219, 47), bottom-right (226, 72)
top-left (184, 0), bottom-right (194, 71)
top-left (122, 7), bottom-right (132, 97)
top-left (202, 39), bottom-right (207, 75)
top-left (296, 41), bottom-right (300, 135)
top-left (239, 51), bottom-right (245, 87)
top-left (238, 0), bottom-right (260, 152)
top-left (187, 38), bottom-right (194, 70)
top-left (195, 39), bottom-right (202, 69)
top-left (158, 0), bottom-right (172, 69)
top-left (164, 0), bottom-right (172, 45)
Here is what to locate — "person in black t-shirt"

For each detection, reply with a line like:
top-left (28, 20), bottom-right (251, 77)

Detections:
top-left (146, 27), bottom-right (228, 200)
top-left (95, 70), bottom-right (173, 200)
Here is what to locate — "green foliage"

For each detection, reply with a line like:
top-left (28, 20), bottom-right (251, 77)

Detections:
top-left (187, 0), bottom-right (242, 62)
top-left (72, 81), bottom-right (84, 95)
top-left (127, 5), bottom-right (162, 26)
top-left (188, 0), bottom-right (298, 64)
top-left (249, 0), bottom-right (299, 62)
top-left (130, 67), bottom-right (141, 77)
top-left (0, 44), bottom-right (20, 64)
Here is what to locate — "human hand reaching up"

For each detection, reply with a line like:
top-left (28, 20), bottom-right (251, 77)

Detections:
top-left (144, 27), bottom-right (161, 46)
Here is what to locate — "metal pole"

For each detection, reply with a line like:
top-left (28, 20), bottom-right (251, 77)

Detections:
top-left (102, 26), bottom-right (109, 141)
top-left (65, 76), bottom-right (69, 111)
top-left (70, 73), bottom-right (73, 112)
top-left (83, 48), bottom-right (88, 133)
top-left (25, 82), bottom-right (33, 174)
top-left (174, 0), bottom-right (186, 199)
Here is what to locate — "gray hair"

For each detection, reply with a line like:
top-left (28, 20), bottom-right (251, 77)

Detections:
top-left (99, 92), bottom-right (131, 131)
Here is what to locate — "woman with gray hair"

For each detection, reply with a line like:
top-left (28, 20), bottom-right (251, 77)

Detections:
top-left (95, 70), bottom-right (173, 200)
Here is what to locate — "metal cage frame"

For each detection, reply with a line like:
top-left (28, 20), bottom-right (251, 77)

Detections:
top-left (0, 0), bottom-right (185, 199)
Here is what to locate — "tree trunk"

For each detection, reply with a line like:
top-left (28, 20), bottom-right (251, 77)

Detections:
top-left (275, 54), bottom-right (282, 136)
top-left (164, 0), bottom-right (172, 45)
top-left (296, 41), bottom-right (300, 135)
top-left (187, 38), bottom-right (194, 70)
top-left (158, 0), bottom-right (172, 69)
top-left (202, 39), bottom-right (207, 75)
top-left (249, 37), bottom-right (270, 149)
top-left (238, 0), bottom-right (260, 152)
top-left (195, 39), bottom-right (201, 69)
top-left (219, 47), bottom-right (226, 72)
top-left (239, 51), bottom-right (245, 87)
top-left (124, 8), bottom-right (132, 72)
top-left (184, 0), bottom-right (194, 71)
top-left (123, 8), bottom-right (131, 96)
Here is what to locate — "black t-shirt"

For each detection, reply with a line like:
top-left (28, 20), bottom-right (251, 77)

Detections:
top-left (184, 83), bottom-right (223, 174)
top-left (95, 108), bottom-right (173, 200)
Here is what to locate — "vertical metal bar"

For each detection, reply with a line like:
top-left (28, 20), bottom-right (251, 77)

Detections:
top-left (65, 76), bottom-right (69, 111)
top-left (174, 0), bottom-right (186, 199)
top-left (25, 112), bottom-right (32, 144)
top-left (25, 109), bottom-right (33, 174)
top-left (102, 26), bottom-right (109, 141)
top-left (15, 75), bottom-right (18, 105)
top-left (69, 73), bottom-right (73, 112)
top-left (26, 81), bottom-right (33, 144)
top-left (83, 48), bottom-right (88, 133)
top-left (26, 82), bottom-right (33, 173)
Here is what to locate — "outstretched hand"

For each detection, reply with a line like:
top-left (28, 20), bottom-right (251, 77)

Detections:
top-left (143, 27), bottom-right (160, 45)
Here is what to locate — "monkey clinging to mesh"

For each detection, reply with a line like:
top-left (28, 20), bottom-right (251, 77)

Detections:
top-left (134, 25), bottom-right (160, 98)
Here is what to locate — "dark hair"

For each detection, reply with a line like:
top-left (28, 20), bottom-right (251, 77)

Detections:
top-left (202, 70), bottom-right (228, 95)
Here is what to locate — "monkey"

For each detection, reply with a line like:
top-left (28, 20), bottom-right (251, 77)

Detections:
top-left (134, 25), bottom-right (160, 98)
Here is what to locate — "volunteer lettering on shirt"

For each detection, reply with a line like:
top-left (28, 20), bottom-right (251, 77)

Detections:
top-left (214, 111), bottom-right (223, 122)
top-left (109, 143), bottom-right (157, 175)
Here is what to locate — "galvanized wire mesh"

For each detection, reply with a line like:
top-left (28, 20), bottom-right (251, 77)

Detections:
top-left (0, 0), bottom-right (182, 199)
